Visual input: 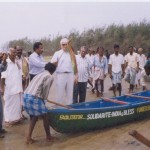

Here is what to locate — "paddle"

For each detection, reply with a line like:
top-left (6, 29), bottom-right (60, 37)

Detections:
top-left (129, 130), bottom-right (150, 147)
top-left (47, 100), bottom-right (73, 109)
top-left (125, 94), bottom-right (150, 100)
top-left (101, 97), bottom-right (129, 105)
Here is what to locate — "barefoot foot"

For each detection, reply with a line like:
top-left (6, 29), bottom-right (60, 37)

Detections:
top-left (26, 138), bottom-right (36, 144)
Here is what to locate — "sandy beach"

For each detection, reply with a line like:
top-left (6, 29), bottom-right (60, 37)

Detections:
top-left (0, 76), bottom-right (150, 150)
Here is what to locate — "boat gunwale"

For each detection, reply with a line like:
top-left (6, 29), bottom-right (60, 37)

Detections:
top-left (48, 91), bottom-right (150, 112)
top-left (48, 100), bottom-right (150, 112)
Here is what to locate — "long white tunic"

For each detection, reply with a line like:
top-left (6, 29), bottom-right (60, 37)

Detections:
top-left (1, 58), bottom-right (23, 122)
top-left (51, 49), bottom-right (74, 105)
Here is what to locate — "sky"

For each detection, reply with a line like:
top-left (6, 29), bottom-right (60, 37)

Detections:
top-left (0, 1), bottom-right (150, 48)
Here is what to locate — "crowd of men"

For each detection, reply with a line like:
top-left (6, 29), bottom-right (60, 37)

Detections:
top-left (0, 38), bottom-right (150, 142)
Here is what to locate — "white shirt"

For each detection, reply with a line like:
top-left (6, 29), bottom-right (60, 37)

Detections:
top-left (29, 52), bottom-right (46, 75)
top-left (140, 69), bottom-right (150, 89)
top-left (109, 53), bottom-right (124, 73)
top-left (138, 54), bottom-right (146, 69)
top-left (1, 58), bottom-right (23, 95)
top-left (86, 54), bottom-right (94, 64)
top-left (51, 49), bottom-right (73, 73)
top-left (76, 55), bottom-right (91, 82)
top-left (125, 52), bottom-right (139, 69)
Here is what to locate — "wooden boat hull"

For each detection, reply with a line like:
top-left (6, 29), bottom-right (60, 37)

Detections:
top-left (48, 91), bottom-right (150, 133)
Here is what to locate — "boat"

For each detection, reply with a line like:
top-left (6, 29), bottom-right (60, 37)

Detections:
top-left (48, 90), bottom-right (150, 133)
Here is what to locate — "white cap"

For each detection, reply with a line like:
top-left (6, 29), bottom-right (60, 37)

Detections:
top-left (60, 38), bottom-right (68, 45)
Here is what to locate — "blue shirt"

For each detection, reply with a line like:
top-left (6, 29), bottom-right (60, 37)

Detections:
top-left (93, 54), bottom-right (108, 74)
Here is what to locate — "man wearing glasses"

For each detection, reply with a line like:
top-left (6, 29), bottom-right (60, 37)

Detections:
top-left (51, 38), bottom-right (76, 105)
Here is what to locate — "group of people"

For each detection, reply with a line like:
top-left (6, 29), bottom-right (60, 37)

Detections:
top-left (85, 45), bottom-right (150, 98)
top-left (0, 38), bottom-right (150, 144)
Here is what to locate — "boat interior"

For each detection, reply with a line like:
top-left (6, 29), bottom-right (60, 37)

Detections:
top-left (70, 91), bottom-right (150, 109)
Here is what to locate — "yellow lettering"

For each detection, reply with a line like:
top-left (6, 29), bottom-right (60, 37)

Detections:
top-left (59, 115), bottom-right (84, 120)
top-left (137, 105), bottom-right (150, 113)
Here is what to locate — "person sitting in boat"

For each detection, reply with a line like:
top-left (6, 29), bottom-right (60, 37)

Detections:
top-left (140, 60), bottom-right (150, 90)
top-left (23, 62), bottom-right (56, 144)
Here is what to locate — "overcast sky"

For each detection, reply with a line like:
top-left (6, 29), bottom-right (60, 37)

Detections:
top-left (0, 2), bottom-right (150, 48)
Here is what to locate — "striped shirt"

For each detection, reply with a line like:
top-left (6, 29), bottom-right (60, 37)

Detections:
top-left (76, 55), bottom-right (91, 82)
top-left (25, 70), bottom-right (53, 100)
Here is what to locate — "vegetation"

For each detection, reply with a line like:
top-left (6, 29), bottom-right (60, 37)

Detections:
top-left (3, 20), bottom-right (150, 56)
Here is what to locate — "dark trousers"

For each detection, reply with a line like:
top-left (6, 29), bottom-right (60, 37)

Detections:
top-left (73, 82), bottom-right (87, 103)
top-left (29, 74), bottom-right (36, 81)
top-left (0, 94), bottom-right (3, 131)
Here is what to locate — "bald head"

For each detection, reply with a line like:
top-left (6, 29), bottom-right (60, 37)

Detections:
top-left (9, 48), bottom-right (17, 60)
top-left (138, 48), bottom-right (143, 55)
top-left (9, 48), bottom-right (15, 53)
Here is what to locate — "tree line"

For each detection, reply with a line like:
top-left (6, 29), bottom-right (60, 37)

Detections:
top-left (2, 20), bottom-right (150, 56)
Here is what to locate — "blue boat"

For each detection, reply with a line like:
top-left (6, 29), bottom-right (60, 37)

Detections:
top-left (48, 90), bottom-right (150, 133)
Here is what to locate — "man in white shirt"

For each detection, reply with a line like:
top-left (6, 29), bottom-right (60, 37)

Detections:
top-left (109, 44), bottom-right (125, 96)
top-left (29, 42), bottom-right (47, 81)
top-left (73, 46), bottom-right (91, 103)
top-left (1, 48), bottom-right (23, 126)
top-left (136, 48), bottom-right (147, 86)
top-left (124, 46), bottom-right (139, 93)
top-left (86, 48), bottom-right (95, 89)
top-left (51, 38), bottom-right (78, 105)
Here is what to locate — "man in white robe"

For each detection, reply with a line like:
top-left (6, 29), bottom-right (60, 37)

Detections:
top-left (1, 48), bottom-right (23, 126)
top-left (51, 38), bottom-right (78, 105)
